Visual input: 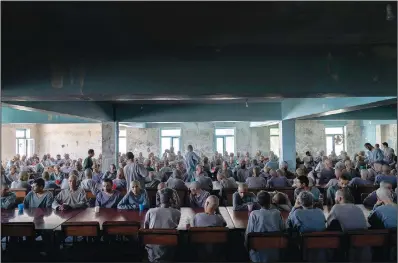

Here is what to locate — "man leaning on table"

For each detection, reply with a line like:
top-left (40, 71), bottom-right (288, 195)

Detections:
top-left (233, 183), bottom-right (257, 211)
top-left (117, 180), bottom-right (149, 210)
top-left (52, 174), bottom-right (88, 210)
top-left (95, 178), bottom-right (123, 208)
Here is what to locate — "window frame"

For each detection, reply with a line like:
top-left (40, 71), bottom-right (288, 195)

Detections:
top-left (160, 128), bottom-right (182, 155)
top-left (119, 128), bottom-right (127, 154)
top-left (15, 129), bottom-right (33, 156)
top-left (269, 126), bottom-right (280, 156)
top-left (325, 126), bottom-right (346, 155)
top-left (214, 128), bottom-right (235, 154)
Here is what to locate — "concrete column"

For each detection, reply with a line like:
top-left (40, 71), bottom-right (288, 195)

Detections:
top-left (279, 119), bottom-right (296, 171)
top-left (101, 122), bottom-right (119, 173)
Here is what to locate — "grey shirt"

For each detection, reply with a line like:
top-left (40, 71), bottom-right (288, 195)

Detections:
top-left (166, 178), bottom-right (188, 190)
top-left (246, 177), bottom-right (267, 188)
top-left (189, 190), bottom-right (210, 208)
top-left (144, 207), bottom-right (181, 229)
top-left (192, 212), bottom-right (226, 227)
top-left (195, 175), bottom-right (213, 191)
top-left (124, 161), bottom-right (148, 190)
top-left (52, 188), bottom-right (88, 210)
top-left (23, 191), bottom-right (54, 209)
top-left (326, 203), bottom-right (368, 231)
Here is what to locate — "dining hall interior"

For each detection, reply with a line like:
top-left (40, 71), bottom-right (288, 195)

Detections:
top-left (1, 1), bottom-right (397, 263)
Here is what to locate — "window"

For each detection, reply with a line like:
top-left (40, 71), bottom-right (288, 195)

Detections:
top-left (119, 129), bottom-right (127, 154)
top-left (161, 129), bottom-right (181, 154)
top-left (325, 127), bottom-right (345, 156)
top-left (215, 128), bottom-right (235, 154)
top-left (16, 129), bottom-right (34, 157)
top-left (269, 127), bottom-right (280, 157)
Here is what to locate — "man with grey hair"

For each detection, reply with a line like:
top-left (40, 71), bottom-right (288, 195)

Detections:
top-left (368, 187), bottom-right (397, 229)
top-left (287, 191), bottom-right (326, 232)
top-left (144, 189), bottom-right (181, 262)
top-left (246, 167), bottom-right (267, 188)
top-left (232, 183), bottom-right (257, 211)
top-left (327, 188), bottom-right (368, 231)
top-left (363, 181), bottom-right (397, 207)
top-left (189, 181), bottom-right (210, 208)
top-left (52, 174), bottom-right (88, 210)
top-left (192, 195), bottom-right (226, 227)
top-left (166, 170), bottom-right (188, 190)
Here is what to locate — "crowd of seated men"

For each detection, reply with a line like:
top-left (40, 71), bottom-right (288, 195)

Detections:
top-left (1, 142), bottom-right (397, 262)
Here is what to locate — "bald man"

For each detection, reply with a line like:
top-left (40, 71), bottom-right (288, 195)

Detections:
top-left (368, 187), bottom-right (397, 229)
top-left (192, 195), bottom-right (226, 227)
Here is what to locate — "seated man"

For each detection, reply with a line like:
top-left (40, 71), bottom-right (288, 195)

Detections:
top-left (42, 171), bottom-right (59, 189)
top-left (327, 188), bottom-right (367, 231)
top-left (266, 169), bottom-right (291, 188)
top-left (1, 185), bottom-right (16, 209)
top-left (278, 161), bottom-right (296, 179)
top-left (95, 178), bottom-right (123, 208)
top-left (294, 176), bottom-right (322, 204)
top-left (156, 182), bottom-right (180, 209)
top-left (144, 190), bottom-right (181, 262)
top-left (145, 171), bottom-right (161, 189)
top-left (375, 164), bottom-right (397, 188)
top-left (194, 165), bottom-right (213, 191)
top-left (80, 169), bottom-right (100, 195)
top-left (232, 183), bottom-right (257, 211)
top-left (270, 191), bottom-right (292, 212)
top-left (319, 159), bottom-right (335, 185)
top-left (214, 170), bottom-right (237, 189)
top-left (287, 191), bottom-right (326, 232)
top-left (245, 191), bottom-right (285, 263)
top-left (363, 181), bottom-right (397, 207)
top-left (192, 195), bottom-right (226, 227)
top-left (166, 169), bottom-right (188, 190)
top-left (348, 169), bottom-right (373, 187)
top-left (246, 167), bottom-right (267, 188)
top-left (326, 174), bottom-right (350, 206)
top-left (117, 180), bottom-right (149, 210)
top-left (52, 174), bottom-right (88, 210)
top-left (368, 187), bottom-right (398, 229)
top-left (23, 178), bottom-right (54, 208)
top-left (113, 168), bottom-right (127, 192)
top-left (189, 181), bottom-right (210, 208)
top-left (325, 168), bottom-right (343, 188)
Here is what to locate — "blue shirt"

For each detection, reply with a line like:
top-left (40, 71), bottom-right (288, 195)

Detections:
top-left (287, 207), bottom-right (326, 232)
top-left (117, 190), bottom-right (149, 210)
top-left (375, 175), bottom-right (397, 188)
top-left (368, 204), bottom-right (397, 229)
top-left (348, 177), bottom-right (373, 187)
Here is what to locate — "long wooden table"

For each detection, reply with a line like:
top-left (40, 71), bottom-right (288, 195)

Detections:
top-left (226, 205), bottom-right (372, 229)
top-left (62, 208), bottom-right (147, 230)
top-left (1, 208), bottom-right (84, 231)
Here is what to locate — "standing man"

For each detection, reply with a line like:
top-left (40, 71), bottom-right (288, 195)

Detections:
top-left (124, 152), bottom-right (148, 190)
top-left (83, 149), bottom-right (95, 171)
top-left (185, 145), bottom-right (200, 183)
top-left (364, 143), bottom-right (384, 165)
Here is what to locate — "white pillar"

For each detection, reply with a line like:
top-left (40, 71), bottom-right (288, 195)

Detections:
top-left (101, 122), bottom-right (118, 173)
